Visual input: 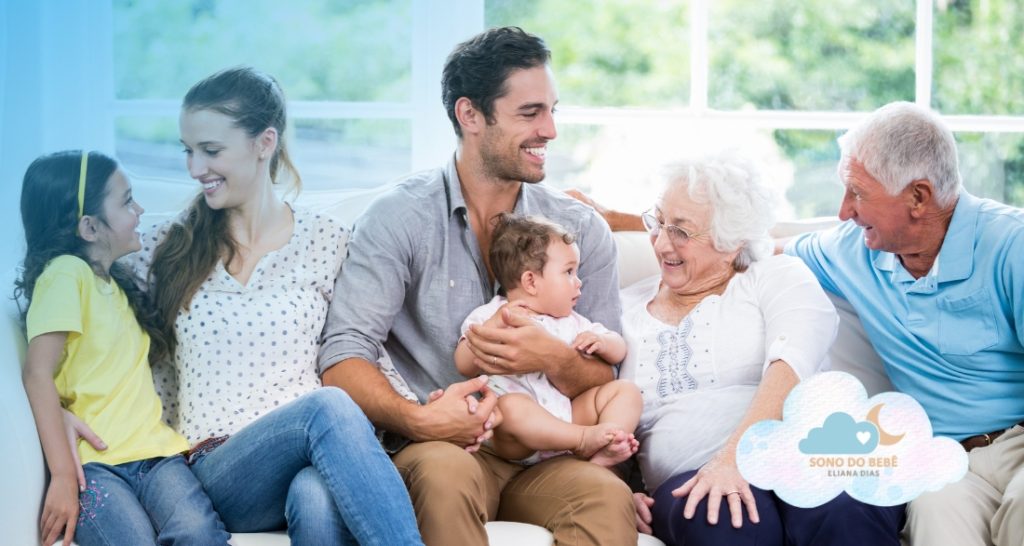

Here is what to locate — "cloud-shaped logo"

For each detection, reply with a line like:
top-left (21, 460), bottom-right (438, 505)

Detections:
top-left (736, 371), bottom-right (967, 508)
top-left (799, 412), bottom-right (878, 454)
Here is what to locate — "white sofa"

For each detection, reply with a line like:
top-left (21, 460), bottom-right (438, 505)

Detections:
top-left (3, 180), bottom-right (890, 546)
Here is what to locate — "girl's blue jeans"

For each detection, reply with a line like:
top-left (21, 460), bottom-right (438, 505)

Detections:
top-left (76, 454), bottom-right (229, 545)
top-left (189, 387), bottom-right (423, 545)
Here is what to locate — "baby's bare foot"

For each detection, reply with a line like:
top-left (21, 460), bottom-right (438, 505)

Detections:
top-left (590, 430), bottom-right (638, 467)
top-left (575, 423), bottom-right (618, 459)
top-left (576, 424), bottom-right (635, 468)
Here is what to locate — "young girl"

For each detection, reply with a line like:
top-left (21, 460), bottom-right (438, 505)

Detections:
top-left (455, 213), bottom-right (643, 467)
top-left (17, 151), bottom-right (229, 546)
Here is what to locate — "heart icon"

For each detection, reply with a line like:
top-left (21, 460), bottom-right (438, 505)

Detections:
top-left (856, 431), bottom-right (871, 445)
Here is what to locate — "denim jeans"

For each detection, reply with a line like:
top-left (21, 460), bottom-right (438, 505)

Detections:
top-left (76, 454), bottom-right (229, 546)
top-left (189, 387), bottom-right (422, 545)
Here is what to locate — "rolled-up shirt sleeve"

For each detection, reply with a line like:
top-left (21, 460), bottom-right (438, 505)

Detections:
top-left (784, 226), bottom-right (847, 298)
top-left (756, 255), bottom-right (839, 380)
top-left (317, 194), bottom-right (416, 375)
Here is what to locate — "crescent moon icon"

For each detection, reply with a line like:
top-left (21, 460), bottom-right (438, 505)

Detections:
top-left (867, 403), bottom-right (905, 446)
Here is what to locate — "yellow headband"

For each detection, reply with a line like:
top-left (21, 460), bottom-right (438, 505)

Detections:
top-left (77, 151), bottom-right (88, 219)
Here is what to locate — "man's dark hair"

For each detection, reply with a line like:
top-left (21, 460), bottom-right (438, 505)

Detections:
top-left (442, 26), bottom-right (551, 138)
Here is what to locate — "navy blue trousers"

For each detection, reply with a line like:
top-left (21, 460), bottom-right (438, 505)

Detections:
top-left (651, 470), bottom-right (906, 546)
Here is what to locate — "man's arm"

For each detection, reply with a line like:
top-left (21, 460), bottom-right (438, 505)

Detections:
top-left (545, 342), bottom-right (615, 397)
top-left (463, 308), bottom-right (614, 397)
top-left (322, 358), bottom-right (498, 446)
top-left (318, 194), bottom-right (498, 447)
top-left (782, 225), bottom-right (847, 298)
top-left (565, 189), bottom-right (644, 232)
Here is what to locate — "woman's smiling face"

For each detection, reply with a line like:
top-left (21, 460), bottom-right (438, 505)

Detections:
top-left (651, 183), bottom-right (738, 295)
top-left (179, 108), bottom-right (269, 211)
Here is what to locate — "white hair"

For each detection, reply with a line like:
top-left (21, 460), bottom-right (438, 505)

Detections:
top-left (838, 101), bottom-right (962, 206)
top-left (661, 151), bottom-right (776, 270)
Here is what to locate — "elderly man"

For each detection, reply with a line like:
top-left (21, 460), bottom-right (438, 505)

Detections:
top-left (783, 101), bottom-right (1024, 546)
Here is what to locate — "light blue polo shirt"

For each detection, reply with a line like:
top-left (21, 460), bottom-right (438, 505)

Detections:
top-left (786, 192), bottom-right (1024, 440)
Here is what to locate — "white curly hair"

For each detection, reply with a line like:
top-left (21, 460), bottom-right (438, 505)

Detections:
top-left (660, 151), bottom-right (776, 271)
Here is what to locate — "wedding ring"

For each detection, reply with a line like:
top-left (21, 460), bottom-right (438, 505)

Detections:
top-left (492, 355), bottom-right (497, 366)
top-left (726, 491), bottom-right (740, 496)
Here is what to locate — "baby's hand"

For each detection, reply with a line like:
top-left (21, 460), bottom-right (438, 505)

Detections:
top-left (573, 331), bottom-right (603, 355)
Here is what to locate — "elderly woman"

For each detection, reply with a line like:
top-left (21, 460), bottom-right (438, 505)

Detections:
top-left (623, 153), bottom-right (905, 546)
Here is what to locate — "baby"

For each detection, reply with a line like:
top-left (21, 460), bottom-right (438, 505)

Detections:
top-left (455, 213), bottom-right (641, 467)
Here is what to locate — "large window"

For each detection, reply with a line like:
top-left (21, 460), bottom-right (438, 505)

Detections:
top-left (112, 0), bottom-right (414, 190)
top-left (112, 0), bottom-right (1024, 218)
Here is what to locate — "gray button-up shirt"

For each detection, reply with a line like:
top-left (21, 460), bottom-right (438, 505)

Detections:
top-left (318, 155), bottom-right (622, 402)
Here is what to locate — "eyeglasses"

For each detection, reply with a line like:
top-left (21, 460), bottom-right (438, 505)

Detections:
top-left (640, 210), bottom-right (707, 246)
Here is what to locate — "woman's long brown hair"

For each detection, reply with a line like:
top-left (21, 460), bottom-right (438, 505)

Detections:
top-left (149, 67), bottom-right (300, 358)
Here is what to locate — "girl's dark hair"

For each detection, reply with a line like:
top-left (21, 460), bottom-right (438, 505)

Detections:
top-left (149, 66), bottom-right (298, 358)
top-left (489, 213), bottom-right (575, 294)
top-left (15, 150), bottom-right (170, 361)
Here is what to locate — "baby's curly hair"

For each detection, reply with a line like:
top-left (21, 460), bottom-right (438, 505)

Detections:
top-left (489, 213), bottom-right (575, 293)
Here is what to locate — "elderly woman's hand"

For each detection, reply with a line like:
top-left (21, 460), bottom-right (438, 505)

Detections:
top-left (672, 450), bottom-right (760, 528)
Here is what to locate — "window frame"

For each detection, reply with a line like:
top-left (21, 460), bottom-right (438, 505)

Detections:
top-left (104, 0), bottom-right (1024, 188)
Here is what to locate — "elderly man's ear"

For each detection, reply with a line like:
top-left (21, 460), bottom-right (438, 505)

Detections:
top-left (908, 179), bottom-right (936, 217)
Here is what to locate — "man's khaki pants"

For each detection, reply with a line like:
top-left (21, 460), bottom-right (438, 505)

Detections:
top-left (393, 441), bottom-right (636, 545)
top-left (903, 425), bottom-right (1024, 546)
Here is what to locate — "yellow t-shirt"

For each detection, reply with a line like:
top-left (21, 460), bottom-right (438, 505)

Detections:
top-left (26, 255), bottom-right (189, 465)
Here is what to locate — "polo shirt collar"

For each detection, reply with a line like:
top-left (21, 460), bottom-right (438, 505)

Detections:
top-left (935, 191), bottom-right (978, 283)
top-left (870, 190), bottom-right (977, 286)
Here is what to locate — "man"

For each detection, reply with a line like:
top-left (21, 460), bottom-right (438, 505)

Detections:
top-left (784, 101), bottom-right (1024, 546)
top-left (318, 27), bottom-right (635, 545)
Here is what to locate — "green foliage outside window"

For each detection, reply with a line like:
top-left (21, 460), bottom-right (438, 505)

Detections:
top-left (114, 0), bottom-right (411, 102)
top-left (486, 0), bottom-right (690, 107)
top-left (487, 0), bottom-right (1023, 212)
top-left (112, 0), bottom-right (1023, 209)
